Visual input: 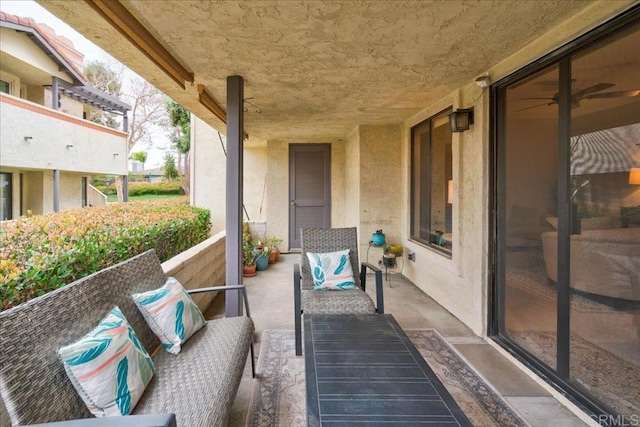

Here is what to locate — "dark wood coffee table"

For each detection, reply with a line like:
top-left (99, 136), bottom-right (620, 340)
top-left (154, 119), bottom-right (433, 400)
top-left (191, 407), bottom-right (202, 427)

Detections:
top-left (304, 314), bottom-right (472, 426)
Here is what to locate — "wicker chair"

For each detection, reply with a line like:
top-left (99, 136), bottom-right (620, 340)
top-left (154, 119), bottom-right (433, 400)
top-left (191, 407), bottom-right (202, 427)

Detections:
top-left (293, 227), bottom-right (384, 355)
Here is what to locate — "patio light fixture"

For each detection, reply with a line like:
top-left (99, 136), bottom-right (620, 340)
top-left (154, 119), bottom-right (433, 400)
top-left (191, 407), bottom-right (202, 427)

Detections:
top-left (629, 168), bottom-right (640, 185)
top-left (448, 108), bottom-right (474, 133)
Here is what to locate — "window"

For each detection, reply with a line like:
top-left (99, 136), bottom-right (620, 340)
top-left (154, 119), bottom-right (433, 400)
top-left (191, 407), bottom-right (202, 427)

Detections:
top-left (0, 79), bottom-right (10, 95)
top-left (1, 172), bottom-right (12, 221)
top-left (410, 108), bottom-right (453, 255)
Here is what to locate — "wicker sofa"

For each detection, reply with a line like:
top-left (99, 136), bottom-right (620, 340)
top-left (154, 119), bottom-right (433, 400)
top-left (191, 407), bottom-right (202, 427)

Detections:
top-left (0, 250), bottom-right (254, 426)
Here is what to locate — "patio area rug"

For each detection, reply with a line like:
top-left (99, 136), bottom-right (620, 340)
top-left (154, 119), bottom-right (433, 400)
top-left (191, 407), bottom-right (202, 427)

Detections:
top-left (245, 329), bottom-right (526, 427)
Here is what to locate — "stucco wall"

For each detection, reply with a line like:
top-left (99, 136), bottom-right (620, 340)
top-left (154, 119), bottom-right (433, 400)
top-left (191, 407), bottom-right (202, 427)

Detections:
top-left (401, 83), bottom-right (487, 336)
top-left (0, 94), bottom-right (127, 175)
top-left (359, 125), bottom-right (403, 249)
top-left (190, 115), bottom-right (226, 232)
top-left (344, 127), bottom-right (360, 231)
top-left (190, 115), bottom-right (267, 234)
top-left (25, 170), bottom-right (44, 215)
top-left (0, 28), bottom-right (73, 85)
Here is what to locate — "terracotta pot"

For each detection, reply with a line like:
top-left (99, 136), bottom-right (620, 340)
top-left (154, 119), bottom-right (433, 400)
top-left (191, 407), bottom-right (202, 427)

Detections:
top-left (268, 249), bottom-right (280, 264)
top-left (243, 264), bottom-right (257, 277)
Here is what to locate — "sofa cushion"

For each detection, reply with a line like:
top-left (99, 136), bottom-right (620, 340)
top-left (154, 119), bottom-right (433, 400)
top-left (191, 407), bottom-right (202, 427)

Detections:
top-left (58, 306), bottom-right (154, 417)
top-left (132, 277), bottom-right (206, 355)
top-left (133, 316), bottom-right (254, 426)
top-left (306, 249), bottom-right (356, 290)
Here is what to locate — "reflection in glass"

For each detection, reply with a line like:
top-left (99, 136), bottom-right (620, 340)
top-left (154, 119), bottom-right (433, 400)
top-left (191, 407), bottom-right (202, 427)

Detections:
top-left (568, 23), bottom-right (640, 419)
top-left (410, 110), bottom-right (453, 254)
top-left (502, 65), bottom-right (559, 370)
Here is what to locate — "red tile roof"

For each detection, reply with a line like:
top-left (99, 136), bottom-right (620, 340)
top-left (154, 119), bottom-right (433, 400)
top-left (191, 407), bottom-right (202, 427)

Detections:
top-left (0, 11), bottom-right (88, 82)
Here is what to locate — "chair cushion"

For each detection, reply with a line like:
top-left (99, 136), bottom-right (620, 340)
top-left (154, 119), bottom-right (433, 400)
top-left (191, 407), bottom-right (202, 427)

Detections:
top-left (57, 306), bottom-right (154, 417)
top-left (132, 277), bottom-right (206, 355)
top-left (306, 249), bottom-right (356, 290)
top-left (302, 289), bottom-right (375, 314)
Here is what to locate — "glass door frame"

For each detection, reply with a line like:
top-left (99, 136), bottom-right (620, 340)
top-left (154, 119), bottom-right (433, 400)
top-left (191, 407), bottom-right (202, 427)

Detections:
top-left (488, 5), bottom-right (640, 422)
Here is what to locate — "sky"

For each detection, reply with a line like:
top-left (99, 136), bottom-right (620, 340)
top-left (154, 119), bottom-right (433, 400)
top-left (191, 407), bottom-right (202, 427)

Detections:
top-left (0, 0), bottom-right (169, 168)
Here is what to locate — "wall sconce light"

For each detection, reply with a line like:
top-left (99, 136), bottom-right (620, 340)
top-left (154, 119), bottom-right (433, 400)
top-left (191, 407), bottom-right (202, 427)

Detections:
top-left (113, 153), bottom-right (120, 157)
top-left (66, 144), bottom-right (74, 149)
top-left (447, 180), bottom-right (454, 204)
top-left (449, 108), bottom-right (474, 133)
top-left (629, 168), bottom-right (640, 185)
top-left (24, 136), bottom-right (33, 142)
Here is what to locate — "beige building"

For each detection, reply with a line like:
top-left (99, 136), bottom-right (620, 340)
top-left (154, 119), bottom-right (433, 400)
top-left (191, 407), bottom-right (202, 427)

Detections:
top-left (0, 12), bottom-right (130, 220)
top-left (34, 1), bottom-right (640, 422)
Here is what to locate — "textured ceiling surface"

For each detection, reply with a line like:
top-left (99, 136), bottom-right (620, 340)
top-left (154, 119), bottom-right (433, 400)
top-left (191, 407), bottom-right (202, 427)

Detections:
top-left (38, 1), bottom-right (600, 143)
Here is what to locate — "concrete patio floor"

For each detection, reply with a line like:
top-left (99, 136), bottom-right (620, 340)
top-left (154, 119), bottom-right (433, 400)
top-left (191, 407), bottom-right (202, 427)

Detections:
top-left (206, 253), bottom-right (588, 426)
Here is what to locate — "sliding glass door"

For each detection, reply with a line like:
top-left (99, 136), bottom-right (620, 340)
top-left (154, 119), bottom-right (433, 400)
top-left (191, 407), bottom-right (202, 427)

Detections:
top-left (493, 12), bottom-right (640, 421)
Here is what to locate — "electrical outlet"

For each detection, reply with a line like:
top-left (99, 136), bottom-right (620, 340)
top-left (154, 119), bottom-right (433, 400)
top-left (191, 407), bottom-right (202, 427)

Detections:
top-left (408, 252), bottom-right (416, 262)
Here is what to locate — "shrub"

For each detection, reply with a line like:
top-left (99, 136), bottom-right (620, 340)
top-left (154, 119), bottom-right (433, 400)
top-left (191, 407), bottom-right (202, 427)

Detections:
top-left (128, 181), bottom-right (184, 196)
top-left (0, 198), bottom-right (210, 311)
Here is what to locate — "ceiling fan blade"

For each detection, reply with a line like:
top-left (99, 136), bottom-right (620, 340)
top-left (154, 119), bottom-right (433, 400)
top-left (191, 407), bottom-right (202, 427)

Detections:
top-left (573, 82), bottom-right (615, 98)
top-left (515, 102), bottom-right (555, 112)
top-left (583, 90), bottom-right (640, 99)
top-left (521, 97), bottom-right (555, 100)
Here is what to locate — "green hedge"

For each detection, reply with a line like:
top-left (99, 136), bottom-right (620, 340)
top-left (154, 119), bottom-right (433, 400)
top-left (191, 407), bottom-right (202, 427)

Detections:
top-left (92, 181), bottom-right (184, 196)
top-left (0, 199), bottom-right (210, 311)
top-left (128, 181), bottom-right (184, 196)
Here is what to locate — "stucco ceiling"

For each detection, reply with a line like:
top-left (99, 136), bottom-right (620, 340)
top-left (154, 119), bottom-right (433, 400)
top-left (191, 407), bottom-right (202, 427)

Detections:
top-left (36, 1), bottom-right (624, 144)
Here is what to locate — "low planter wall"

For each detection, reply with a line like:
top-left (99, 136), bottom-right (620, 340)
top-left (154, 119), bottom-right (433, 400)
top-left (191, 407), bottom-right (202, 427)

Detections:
top-left (161, 231), bottom-right (226, 312)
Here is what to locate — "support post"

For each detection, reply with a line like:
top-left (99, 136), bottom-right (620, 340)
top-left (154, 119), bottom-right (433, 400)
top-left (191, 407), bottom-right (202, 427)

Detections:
top-left (225, 75), bottom-right (244, 317)
top-left (51, 77), bottom-right (59, 110)
top-left (123, 114), bottom-right (129, 133)
top-left (53, 170), bottom-right (60, 212)
top-left (122, 175), bottom-right (129, 202)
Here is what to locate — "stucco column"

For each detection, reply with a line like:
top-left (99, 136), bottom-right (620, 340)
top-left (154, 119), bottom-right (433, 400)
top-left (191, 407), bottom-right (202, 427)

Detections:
top-left (53, 170), bottom-right (60, 212)
top-left (225, 75), bottom-right (244, 317)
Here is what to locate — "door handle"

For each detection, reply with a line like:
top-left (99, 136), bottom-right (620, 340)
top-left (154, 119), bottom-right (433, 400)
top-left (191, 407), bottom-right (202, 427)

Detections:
top-left (290, 199), bottom-right (296, 206)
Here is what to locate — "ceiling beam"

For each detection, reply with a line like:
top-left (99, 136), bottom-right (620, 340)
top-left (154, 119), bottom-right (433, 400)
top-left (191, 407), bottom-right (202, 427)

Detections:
top-left (84, 0), bottom-right (194, 89)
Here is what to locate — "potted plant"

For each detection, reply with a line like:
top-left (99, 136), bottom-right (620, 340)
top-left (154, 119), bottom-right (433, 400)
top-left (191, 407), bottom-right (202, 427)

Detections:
top-left (242, 240), bottom-right (257, 277)
top-left (252, 240), bottom-right (271, 271)
top-left (265, 236), bottom-right (283, 264)
top-left (242, 223), bottom-right (257, 277)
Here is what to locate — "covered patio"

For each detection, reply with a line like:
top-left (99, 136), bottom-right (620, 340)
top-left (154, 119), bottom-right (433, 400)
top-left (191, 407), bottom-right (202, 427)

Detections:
top-left (207, 254), bottom-right (586, 426)
top-left (33, 0), bottom-right (640, 424)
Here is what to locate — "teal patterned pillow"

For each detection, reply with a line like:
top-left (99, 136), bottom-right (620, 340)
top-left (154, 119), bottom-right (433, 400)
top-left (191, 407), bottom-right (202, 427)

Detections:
top-left (132, 277), bottom-right (206, 355)
top-left (306, 249), bottom-right (356, 290)
top-left (58, 306), bottom-right (154, 417)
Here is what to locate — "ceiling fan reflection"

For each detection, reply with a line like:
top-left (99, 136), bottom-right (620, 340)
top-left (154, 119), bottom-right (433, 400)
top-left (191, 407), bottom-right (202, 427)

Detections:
top-left (517, 83), bottom-right (640, 111)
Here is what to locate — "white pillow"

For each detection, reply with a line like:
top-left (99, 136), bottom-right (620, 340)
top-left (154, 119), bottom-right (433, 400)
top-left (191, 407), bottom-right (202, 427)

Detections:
top-left (132, 277), bottom-right (206, 355)
top-left (58, 306), bottom-right (154, 417)
top-left (306, 249), bottom-right (356, 290)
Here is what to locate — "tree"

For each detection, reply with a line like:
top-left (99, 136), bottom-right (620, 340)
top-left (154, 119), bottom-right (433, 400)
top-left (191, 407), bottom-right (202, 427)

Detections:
top-left (130, 151), bottom-right (148, 171)
top-left (84, 59), bottom-right (168, 202)
top-left (165, 99), bottom-right (191, 195)
top-left (84, 59), bottom-right (122, 129)
top-left (163, 153), bottom-right (179, 181)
